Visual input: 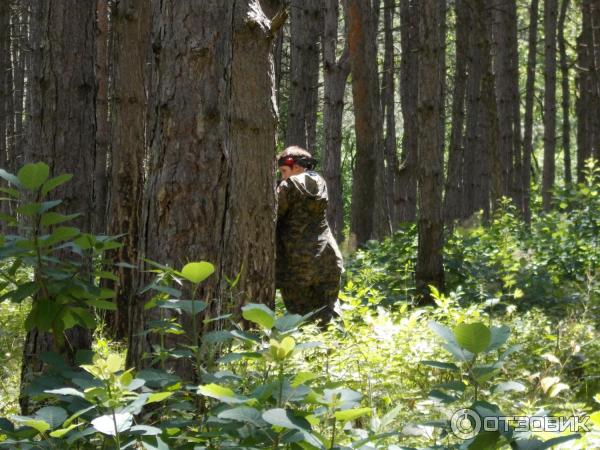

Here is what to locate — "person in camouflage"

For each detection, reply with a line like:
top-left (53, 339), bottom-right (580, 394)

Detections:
top-left (275, 146), bottom-right (344, 323)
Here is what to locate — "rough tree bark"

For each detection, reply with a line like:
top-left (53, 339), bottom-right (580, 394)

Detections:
top-left (106, 0), bottom-right (150, 341)
top-left (523, 0), bottom-right (539, 222)
top-left (543, 0), bottom-right (558, 211)
top-left (127, 1), bottom-right (278, 379)
top-left (492, 0), bottom-right (521, 208)
top-left (10, 0), bottom-right (27, 172)
top-left (346, 0), bottom-right (388, 244)
top-left (416, 0), bottom-right (445, 304)
top-left (286, 0), bottom-right (321, 154)
top-left (382, 0), bottom-right (403, 230)
top-left (94, 0), bottom-right (109, 234)
top-left (463, 0), bottom-right (493, 220)
top-left (398, 0), bottom-right (419, 222)
top-left (20, 0), bottom-right (96, 413)
top-left (322, 0), bottom-right (350, 243)
top-left (444, 0), bottom-right (468, 222)
top-left (558, 0), bottom-right (572, 186)
top-left (0, 0), bottom-right (9, 176)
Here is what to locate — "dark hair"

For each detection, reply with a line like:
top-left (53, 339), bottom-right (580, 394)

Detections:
top-left (276, 146), bottom-right (318, 170)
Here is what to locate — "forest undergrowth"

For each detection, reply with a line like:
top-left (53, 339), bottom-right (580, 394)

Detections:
top-left (0, 163), bottom-right (599, 449)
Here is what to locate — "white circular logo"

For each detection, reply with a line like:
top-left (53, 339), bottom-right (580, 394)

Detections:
top-left (451, 408), bottom-right (481, 440)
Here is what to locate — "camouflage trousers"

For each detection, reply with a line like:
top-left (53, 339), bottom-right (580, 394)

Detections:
top-left (280, 280), bottom-right (340, 324)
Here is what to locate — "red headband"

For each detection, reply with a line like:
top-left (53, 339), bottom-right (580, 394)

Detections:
top-left (278, 156), bottom-right (295, 167)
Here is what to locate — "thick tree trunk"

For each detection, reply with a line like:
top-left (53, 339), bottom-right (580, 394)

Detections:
top-left (94, 0), bottom-right (109, 233)
top-left (286, 0), bottom-right (321, 154)
top-left (463, 0), bottom-right (493, 220)
top-left (543, 0), bottom-right (558, 211)
top-left (398, 0), bottom-right (418, 223)
top-left (346, 0), bottom-right (388, 244)
top-left (416, 0), bottom-right (445, 304)
top-left (558, 0), bottom-right (572, 186)
top-left (127, 1), bottom-right (277, 378)
top-left (322, 0), bottom-right (349, 243)
top-left (588, 2), bottom-right (600, 163)
top-left (20, 0), bottom-right (96, 413)
top-left (444, 0), bottom-right (468, 222)
top-left (492, 0), bottom-right (521, 208)
top-left (106, 0), bottom-right (150, 341)
top-left (523, 0), bottom-right (539, 223)
top-left (382, 0), bottom-right (403, 230)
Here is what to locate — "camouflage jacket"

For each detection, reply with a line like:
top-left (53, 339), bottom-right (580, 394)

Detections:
top-left (275, 171), bottom-right (344, 289)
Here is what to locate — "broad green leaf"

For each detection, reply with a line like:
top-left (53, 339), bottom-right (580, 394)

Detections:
top-left (129, 425), bottom-right (162, 436)
top-left (0, 282), bottom-right (39, 303)
top-left (41, 212), bottom-right (80, 227)
top-left (487, 325), bottom-right (511, 352)
top-left (218, 407), bottom-right (266, 427)
top-left (16, 202), bottom-right (41, 216)
top-left (242, 303), bottom-right (275, 329)
top-left (106, 354), bottom-right (123, 373)
top-left (18, 163), bottom-right (49, 190)
top-left (87, 299), bottom-right (117, 310)
top-left (428, 321), bottom-right (457, 343)
top-left (12, 417), bottom-right (50, 433)
top-left (45, 388), bottom-right (85, 398)
top-left (147, 392), bottom-right (173, 404)
top-left (0, 168), bottom-right (22, 187)
top-left (41, 174), bottom-right (73, 196)
top-left (334, 407), bottom-right (371, 422)
top-left (420, 360), bottom-right (459, 371)
top-left (180, 261), bottom-right (215, 284)
top-left (262, 408), bottom-right (311, 431)
top-left (91, 412), bottom-right (133, 436)
top-left (34, 406), bottom-right (67, 429)
top-left (453, 322), bottom-right (491, 354)
top-left (197, 383), bottom-right (249, 404)
top-left (49, 423), bottom-right (79, 438)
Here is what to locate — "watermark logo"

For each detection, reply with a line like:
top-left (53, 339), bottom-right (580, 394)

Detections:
top-left (450, 409), bottom-right (590, 439)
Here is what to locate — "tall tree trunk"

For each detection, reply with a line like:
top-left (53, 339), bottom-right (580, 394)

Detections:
top-left (463, 0), bottom-right (493, 220)
top-left (492, 0), bottom-right (522, 209)
top-left (322, 0), bottom-right (349, 243)
top-left (543, 0), bottom-right (558, 210)
top-left (11, 0), bottom-right (27, 172)
top-left (416, 0), bottom-right (445, 304)
top-left (444, 0), bottom-right (468, 222)
top-left (346, 0), bottom-right (388, 244)
top-left (398, 0), bottom-right (418, 223)
top-left (94, 0), bottom-right (109, 233)
top-left (107, 0), bottom-right (150, 341)
top-left (127, 1), bottom-right (277, 378)
top-left (0, 0), bottom-right (9, 176)
top-left (523, 0), bottom-right (539, 223)
top-left (382, 0), bottom-right (403, 230)
top-left (20, 0), bottom-right (96, 413)
top-left (558, 0), bottom-right (572, 186)
top-left (589, 2), bottom-right (600, 162)
top-left (286, 0), bottom-right (321, 154)
top-left (576, 0), bottom-right (596, 181)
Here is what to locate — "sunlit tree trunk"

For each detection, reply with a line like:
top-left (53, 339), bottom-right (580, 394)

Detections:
top-left (322, 0), bottom-right (349, 242)
top-left (127, 1), bottom-right (278, 379)
top-left (523, 0), bottom-right (539, 223)
top-left (558, 0), bottom-right (572, 187)
top-left (286, 0), bottom-right (321, 154)
top-left (346, 0), bottom-right (388, 244)
top-left (20, 0), bottom-right (96, 413)
top-left (106, 0), bottom-right (150, 340)
top-left (398, 0), bottom-right (418, 222)
top-left (543, 0), bottom-right (558, 211)
top-left (416, 0), bottom-right (445, 304)
top-left (444, 0), bottom-right (468, 222)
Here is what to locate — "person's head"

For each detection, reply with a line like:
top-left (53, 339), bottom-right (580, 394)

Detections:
top-left (276, 146), bottom-right (316, 180)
